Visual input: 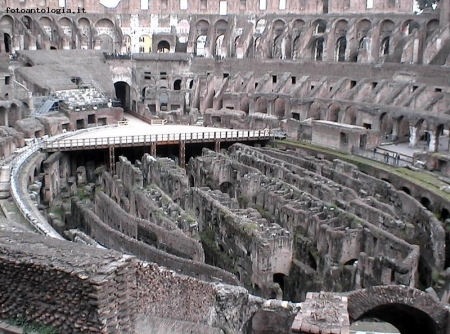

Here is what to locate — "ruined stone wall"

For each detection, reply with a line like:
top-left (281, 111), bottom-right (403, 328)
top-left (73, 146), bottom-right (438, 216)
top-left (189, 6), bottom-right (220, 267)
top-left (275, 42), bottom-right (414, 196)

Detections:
top-left (184, 186), bottom-right (292, 294)
top-left (187, 147), bottom-right (419, 296)
top-left (42, 151), bottom-right (71, 204)
top-left (0, 231), bottom-right (137, 334)
top-left (71, 198), bottom-right (239, 285)
top-left (94, 191), bottom-right (204, 261)
top-left (141, 154), bottom-right (189, 202)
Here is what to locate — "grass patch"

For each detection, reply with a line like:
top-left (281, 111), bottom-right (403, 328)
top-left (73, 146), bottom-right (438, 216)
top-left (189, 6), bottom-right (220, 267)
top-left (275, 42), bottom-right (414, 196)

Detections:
top-left (276, 140), bottom-right (450, 201)
top-left (7, 317), bottom-right (58, 334)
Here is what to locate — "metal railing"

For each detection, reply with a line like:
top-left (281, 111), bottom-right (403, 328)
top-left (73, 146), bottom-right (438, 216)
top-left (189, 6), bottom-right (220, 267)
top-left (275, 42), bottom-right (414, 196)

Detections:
top-left (352, 147), bottom-right (413, 167)
top-left (44, 130), bottom-right (272, 150)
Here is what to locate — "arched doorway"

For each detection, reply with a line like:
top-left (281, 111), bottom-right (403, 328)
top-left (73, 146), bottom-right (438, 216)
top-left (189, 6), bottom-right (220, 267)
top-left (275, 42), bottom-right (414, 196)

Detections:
top-left (335, 36), bottom-right (346, 62)
top-left (4, 33), bottom-right (11, 53)
top-left (313, 37), bottom-right (324, 61)
top-left (157, 40), bottom-right (170, 53)
top-left (352, 303), bottom-right (437, 334)
top-left (114, 81), bottom-right (130, 111)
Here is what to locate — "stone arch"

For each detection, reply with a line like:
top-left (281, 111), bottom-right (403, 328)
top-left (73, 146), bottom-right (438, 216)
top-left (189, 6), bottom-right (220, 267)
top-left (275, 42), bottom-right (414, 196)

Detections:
top-left (333, 19), bottom-right (348, 36)
top-left (214, 19), bottom-right (228, 35)
top-left (95, 18), bottom-right (114, 29)
top-left (381, 36), bottom-right (390, 56)
top-left (242, 310), bottom-right (295, 334)
top-left (272, 19), bottom-right (285, 36)
top-left (196, 19), bottom-right (210, 36)
top-left (395, 116), bottom-right (409, 140)
top-left (274, 98), bottom-right (285, 119)
top-left (173, 79), bottom-right (181, 91)
top-left (240, 96), bottom-right (250, 114)
top-left (312, 19), bottom-right (327, 34)
top-left (356, 18), bottom-right (372, 38)
top-left (254, 97), bottom-right (267, 114)
top-left (176, 19), bottom-right (190, 44)
top-left (400, 186), bottom-right (411, 195)
top-left (379, 112), bottom-right (393, 134)
top-left (159, 92), bottom-right (169, 111)
top-left (426, 19), bottom-right (440, 39)
top-left (379, 19), bottom-right (395, 37)
top-left (0, 106), bottom-right (7, 126)
top-left (347, 286), bottom-right (447, 334)
top-left (291, 19), bottom-right (305, 33)
top-left (157, 40), bottom-right (170, 53)
top-left (307, 101), bottom-right (321, 120)
top-left (313, 37), bottom-right (324, 61)
top-left (215, 35), bottom-right (224, 57)
top-left (196, 35), bottom-right (207, 57)
top-left (401, 19), bottom-right (420, 35)
top-left (114, 81), bottom-right (130, 111)
top-left (21, 15), bottom-right (32, 30)
top-left (78, 18), bottom-right (91, 49)
top-left (420, 196), bottom-right (432, 210)
top-left (335, 36), bottom-right (347, 62)
top-left (123, 34), bottom-right (131, 53)
top-left (96, 34), bottom-right (113, 51)
top-left (415, 118), bottom-right (429, 142)
top-left (58, 17), bottom-right (72, 36)
top-left (219, 181), bottom-right (233, 197)
top-left (8, 103), bottom-right (20, 126)
top-left (255, 19), bottom-right (267, 34)
top-left (343, 106), bottom-right (357, 125)
top-left (327, 104), bottom-right (340, 122)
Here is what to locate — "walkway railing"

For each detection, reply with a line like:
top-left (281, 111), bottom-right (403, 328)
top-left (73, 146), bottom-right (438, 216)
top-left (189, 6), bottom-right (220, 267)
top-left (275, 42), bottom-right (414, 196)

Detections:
top-left (10, 124), bottom-right (118, 239)
top-left (352, 147), bottom-right (413, 167)
top-left (44, 130), bottom-right (272, 150)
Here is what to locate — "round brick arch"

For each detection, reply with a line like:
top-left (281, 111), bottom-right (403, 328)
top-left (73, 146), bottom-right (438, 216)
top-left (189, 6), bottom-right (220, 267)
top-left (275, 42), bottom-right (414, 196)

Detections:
top-left (347, 286), bottom-right (449, 334)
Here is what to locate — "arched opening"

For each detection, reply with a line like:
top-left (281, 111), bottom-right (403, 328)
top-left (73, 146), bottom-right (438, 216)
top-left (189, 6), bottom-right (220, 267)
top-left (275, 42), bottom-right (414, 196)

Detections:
top-left (273, 273), bottom-right (286, 293)
top-left (173, 79), bottom-right (181, 91)
top-left (401, 20), bottom-right (419, 35)
top-left (343, 106), bottom-right (357, 125)
top-left (352, 303), bottom-right (438, 334)
top-left (114, 81), bottom-right (130, 111)
top-left (22, 16), bottom-right (31, 30)
top-left (274, 98), bottom-right (285, 119)
top-left (344, 259), bottom-right (358, 266)
top-left (50, 46), bottom-right (57, 50)
top-left (335, 36), bottom-right (346, 62)
top-left (307, 102), bottom-right (321, 120)
top-left (3, 33), bottom-right (11, 53)
top-left (379, 112), bottom-right (393, 136)
top-left (441, 208), bottom-right (449, 222)
top-left (219, 181), bottom-right (233, 197)
top-left (243, 310), bottom-right (292, 334)
top-left (240, 97), bottom-right (250, 114)
top-left (159, 92), bottom-right (169, 111)
top-left (426, 19), bottom-right (439, 39)
top-left (196, 35), bottom-right (207, 57)
top-left (255, 97), bottom-right (268, 114)
top-left (313, 37), bottom-right (324, 61)
top-left (97, 34), bottom-right (113, 52)
top-left (314, 20), bottom-right (327, 34)
top-left (189, 175), bottom-right (194, 187)
top-left (327, 104), bottom-right (340, 122)
top-left (157, 40), bottom-right (170, 53)
top-left (381, 36), bottom-right (390, 55)
top-left (420, 197), bottom-right (431, 210)
top-left (308, 251), bottom-right (317, 270)
top-left (400, 187), bottom-right (411, 195)
top-left (215, 35), bottom-right (224, 57)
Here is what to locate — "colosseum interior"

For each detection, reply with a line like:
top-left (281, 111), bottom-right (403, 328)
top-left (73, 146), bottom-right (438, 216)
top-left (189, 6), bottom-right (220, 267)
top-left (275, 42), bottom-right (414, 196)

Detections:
top-left (1, 0), bottom-right (450, 333)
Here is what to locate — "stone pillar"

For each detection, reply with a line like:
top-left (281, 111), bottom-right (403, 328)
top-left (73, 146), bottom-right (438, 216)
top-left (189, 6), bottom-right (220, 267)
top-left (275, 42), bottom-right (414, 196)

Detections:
top-left (4, 110), bottom-right (8, 127)
top-left (428, 131), bottom-right (438, 152)
top-left (392, 118), bottom-right (399, 138)
top-left (150, 142), bottom-right (157, 157)
top-left (409, 126), bottom-right (418, 147)
top-left (179, 140), bottom-right (186, 168)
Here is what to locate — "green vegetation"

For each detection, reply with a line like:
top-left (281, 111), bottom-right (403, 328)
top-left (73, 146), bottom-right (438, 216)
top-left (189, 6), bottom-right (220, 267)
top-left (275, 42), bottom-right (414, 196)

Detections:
top-left (7, 317), bottom-right (58, 334)
top-left (276, 140), bottom-right (450, 201)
